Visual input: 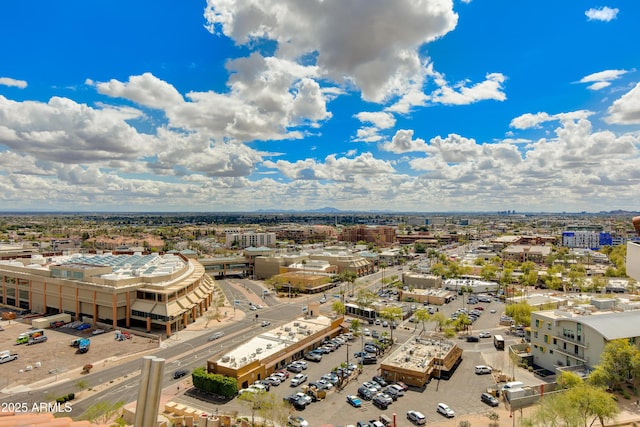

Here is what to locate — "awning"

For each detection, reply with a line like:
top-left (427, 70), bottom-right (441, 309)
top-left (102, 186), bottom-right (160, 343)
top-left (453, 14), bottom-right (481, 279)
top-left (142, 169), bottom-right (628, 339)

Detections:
top-left (131, 300), bottom-right (156, 313)
top-left (166, 301), bottom-right (184, 317)
top-left (185, 293), bottom-right (198, 304)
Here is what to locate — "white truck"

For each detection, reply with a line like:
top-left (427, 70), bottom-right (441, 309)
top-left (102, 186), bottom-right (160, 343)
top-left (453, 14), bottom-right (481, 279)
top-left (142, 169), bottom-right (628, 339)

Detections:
top-left (0, 350), bottom-right (19, 364)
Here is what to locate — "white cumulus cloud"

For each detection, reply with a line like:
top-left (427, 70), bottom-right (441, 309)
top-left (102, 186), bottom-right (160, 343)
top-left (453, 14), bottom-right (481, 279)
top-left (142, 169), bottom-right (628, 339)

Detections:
top-left (585, 6), bottom-right (619, 22)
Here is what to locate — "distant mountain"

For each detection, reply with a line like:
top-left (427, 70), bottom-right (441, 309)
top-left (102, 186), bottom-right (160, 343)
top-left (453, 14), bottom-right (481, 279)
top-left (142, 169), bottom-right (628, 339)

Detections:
top-left (311, 207), bottom-right (341, 213)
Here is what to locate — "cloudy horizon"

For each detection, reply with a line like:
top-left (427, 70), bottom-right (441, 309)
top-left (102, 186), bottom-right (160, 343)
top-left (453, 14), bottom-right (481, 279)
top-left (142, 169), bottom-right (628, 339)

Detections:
top-left (0, 1), bottom-right (639, 213)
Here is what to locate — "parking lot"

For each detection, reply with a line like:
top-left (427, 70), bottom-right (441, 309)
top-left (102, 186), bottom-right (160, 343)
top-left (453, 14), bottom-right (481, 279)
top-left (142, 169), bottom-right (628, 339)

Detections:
top-left (177, 297), bottom-right (528, 425)
top-left (0, 319), bottom-right (157, 392)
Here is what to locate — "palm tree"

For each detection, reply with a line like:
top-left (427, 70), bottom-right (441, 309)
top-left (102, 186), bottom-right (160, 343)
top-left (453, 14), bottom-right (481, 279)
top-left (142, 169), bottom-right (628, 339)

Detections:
top-left (379, 261), bottom-right (388, 291)
top-left (379, 306), bottom-right (402, 346)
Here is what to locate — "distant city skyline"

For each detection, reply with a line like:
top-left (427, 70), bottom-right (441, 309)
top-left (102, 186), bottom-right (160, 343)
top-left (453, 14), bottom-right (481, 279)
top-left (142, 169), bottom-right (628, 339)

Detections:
top-left (0, 1), bottom-right (639, 213)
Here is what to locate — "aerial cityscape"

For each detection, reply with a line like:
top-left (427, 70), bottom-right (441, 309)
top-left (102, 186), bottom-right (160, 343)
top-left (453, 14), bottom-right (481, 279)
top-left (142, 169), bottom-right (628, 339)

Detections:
top-left (0, 211), bottom-right (640, 427)
top-left (1, 0), bottom-right (640, 426)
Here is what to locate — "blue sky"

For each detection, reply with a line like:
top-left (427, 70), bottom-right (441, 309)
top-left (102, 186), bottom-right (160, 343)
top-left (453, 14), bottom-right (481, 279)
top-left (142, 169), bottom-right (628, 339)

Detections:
top-left (0, 1), bottom-right (639, 213)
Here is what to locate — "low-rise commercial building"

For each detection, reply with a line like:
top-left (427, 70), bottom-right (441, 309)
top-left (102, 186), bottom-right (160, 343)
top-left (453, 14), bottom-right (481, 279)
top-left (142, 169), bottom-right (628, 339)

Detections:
top-left (402, 272), bottom-right (442, 289)
top-left (207, 310), bottom-right (344, 389)
top-left (379, 335), bottom-right (462, 387)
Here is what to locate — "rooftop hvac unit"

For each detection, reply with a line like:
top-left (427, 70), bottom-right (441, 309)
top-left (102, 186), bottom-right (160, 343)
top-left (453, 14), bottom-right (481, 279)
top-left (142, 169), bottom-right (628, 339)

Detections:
top-left (266, 343), bottom-right (273, 349)
top-left (405, 356), bottom-right (411, 362)
top-left (293, 322), bottom-right (299, 327)
top-left (222, 356), bottom-right (230, 362)
top-left (241, 357), bottom-right (247, 362)
top-left (256, 348), bottom-right (263, 353)
top-left (230, 357), bottom-right (235, 362)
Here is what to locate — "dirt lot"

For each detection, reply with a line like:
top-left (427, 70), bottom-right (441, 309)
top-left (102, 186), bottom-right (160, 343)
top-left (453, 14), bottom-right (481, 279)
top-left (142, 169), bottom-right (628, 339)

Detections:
top-left (0, 319), bottom-right (157, 391)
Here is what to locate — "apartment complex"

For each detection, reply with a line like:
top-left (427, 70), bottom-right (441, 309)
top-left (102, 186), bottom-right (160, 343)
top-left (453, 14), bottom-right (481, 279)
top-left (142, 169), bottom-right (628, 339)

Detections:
top-left (0, 252), bottom-right (214, 336)
top-left (339, 225), bottom-right (396, 246)
top-left (561, 231), bottom-right (612, 249)
top-left (225, 232), bottom-right (277, 248)
top-left (529, 308), bottom-right (640, 373)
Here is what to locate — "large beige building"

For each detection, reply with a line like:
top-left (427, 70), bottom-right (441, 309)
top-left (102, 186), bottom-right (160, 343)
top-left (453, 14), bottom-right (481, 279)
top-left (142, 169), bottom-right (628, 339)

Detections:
top-left (208, 308), bottom-right (344, 390)
top-left (0, 252), bottom-right (214, 336)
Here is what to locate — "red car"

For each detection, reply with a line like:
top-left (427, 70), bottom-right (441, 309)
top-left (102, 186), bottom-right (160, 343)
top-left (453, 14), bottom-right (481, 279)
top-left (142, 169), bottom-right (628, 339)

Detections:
top-left (474, 306), bottom-right (485, 311)
top-left (276, 369), bottom-right (290, 379)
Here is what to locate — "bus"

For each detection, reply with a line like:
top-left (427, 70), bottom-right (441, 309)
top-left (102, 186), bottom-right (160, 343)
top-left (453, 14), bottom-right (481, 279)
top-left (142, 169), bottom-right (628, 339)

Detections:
top-left (493, 334), bottom-right (505, 350)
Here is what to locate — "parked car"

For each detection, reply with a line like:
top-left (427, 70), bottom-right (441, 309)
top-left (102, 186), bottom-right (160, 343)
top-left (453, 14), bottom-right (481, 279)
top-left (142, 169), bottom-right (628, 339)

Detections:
top-left (287, 415), bottom-right (309, 427)
top-left (264, 375), bottom-right (282, 386)
top-left (287, 363), bottom-right (303, 373)
top-left (304, 352), bottom-right (322, 362)
top-left (407, 410), bottom-right (427, 425)
top-left (261, 321), bottom-right (271, 327)
top-left (383, 386), bottom-right (399, 400)
top-left (274, 370), bottom-right (289, 379)
top-left (363, 381), bottom-right (381, 392)
top-left (347, 395), bottom-right (362, 408)
top-left (357, 385), bottom-right (374, 401)
top-left (437, 403), bottom-right (455, 418)
top-left (92, 329), bottom-right (106, 335)
top-left (372, 375), bottom-right (388, 387)
top-left (387, 383), bottom-right (405, 396)
top-left (372, 394), bottom-right (389, 409)
top-left (76, 323), bottom-right (91, 331)
top-left (481, 392), bottom-right (500, 407)
top-left (290, 373), bottom-right (307, 386)
top-left (362, 355), bottom-right (377, 365)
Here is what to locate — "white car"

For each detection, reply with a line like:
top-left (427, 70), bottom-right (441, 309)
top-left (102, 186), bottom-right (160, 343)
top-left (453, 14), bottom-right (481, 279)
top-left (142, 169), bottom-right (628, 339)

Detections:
top-left (290, 373), bottom-right (307, 386)
top-left (407, 410), bottom-right (426, 425)
top-left (478, 331), bottom-right (492, 338)
top-left (287, 415), bottom-right (309, 427)
top-left (437, 403), bottom-right (455, 418)
top-left (475, 365), bottom-right (492, 375)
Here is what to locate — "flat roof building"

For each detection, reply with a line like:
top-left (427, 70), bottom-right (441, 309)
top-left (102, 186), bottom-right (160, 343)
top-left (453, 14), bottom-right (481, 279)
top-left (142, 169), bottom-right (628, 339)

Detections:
top-left (207, 313), bottom-right (344, 389)
top-left (379, 335), bottom-right (462, 387)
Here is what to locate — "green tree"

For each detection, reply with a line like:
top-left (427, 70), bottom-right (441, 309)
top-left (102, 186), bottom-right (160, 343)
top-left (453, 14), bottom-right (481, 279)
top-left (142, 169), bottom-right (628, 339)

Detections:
top-left (238, 390), bottom-right (274, 427)
top-left (379, 306), bottom-right (402, 345)
top-left (332, 300), bottom-right (346, 317)
top-left (431, 312), bottom-right (447, 333)
top-left (480, 263), bottom-right (499, 281)
top-left (589, 339), bottom-right (640, 392)
top-left (413, 307), bottom-right (431, 335)
top-left (528, 380), bottom-right (618, 427)
top-left (75, 379), bottom-right (89, 392)
top-left (504, 301), bottom-right (532, 327)
top-left (349, 318), bottom-right (361, 336)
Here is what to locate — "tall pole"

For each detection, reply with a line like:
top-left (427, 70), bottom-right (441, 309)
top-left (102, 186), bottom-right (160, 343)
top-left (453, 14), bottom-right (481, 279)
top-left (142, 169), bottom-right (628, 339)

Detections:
top-left (134, 356), bottom-right (154, 427)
